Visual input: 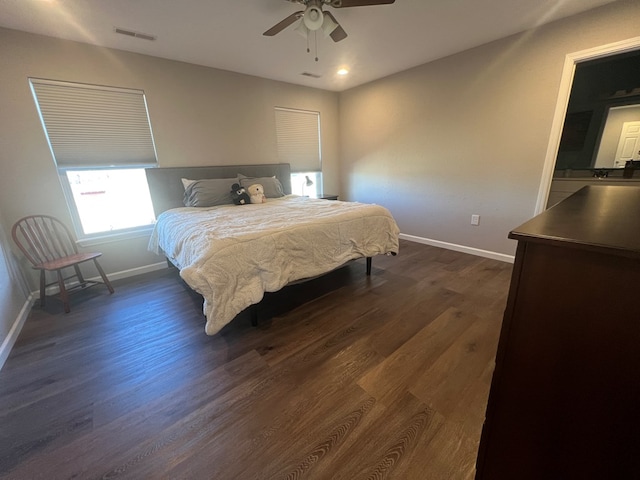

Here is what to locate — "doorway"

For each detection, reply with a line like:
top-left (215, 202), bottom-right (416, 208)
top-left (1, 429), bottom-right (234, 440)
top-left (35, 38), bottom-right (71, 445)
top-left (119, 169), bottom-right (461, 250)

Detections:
top-left (535, 36), bottom-right (640, 214)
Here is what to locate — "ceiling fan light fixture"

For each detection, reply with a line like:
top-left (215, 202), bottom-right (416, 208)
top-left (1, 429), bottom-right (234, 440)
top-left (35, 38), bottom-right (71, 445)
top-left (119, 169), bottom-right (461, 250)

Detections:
top-left (322, 12), bottom-right (339, 37)
top-left (303, 5), bottom-right (324, 31)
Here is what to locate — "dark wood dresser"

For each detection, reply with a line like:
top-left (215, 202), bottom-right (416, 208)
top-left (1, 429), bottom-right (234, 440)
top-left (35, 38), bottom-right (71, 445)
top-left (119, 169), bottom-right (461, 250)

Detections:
top-left (475, 185), bottom-right (640, 479)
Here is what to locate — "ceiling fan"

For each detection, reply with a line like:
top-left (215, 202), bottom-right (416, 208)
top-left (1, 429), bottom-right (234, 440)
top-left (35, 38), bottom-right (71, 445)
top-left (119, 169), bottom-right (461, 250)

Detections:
top-left (263, 0), bottom-right (396, 43)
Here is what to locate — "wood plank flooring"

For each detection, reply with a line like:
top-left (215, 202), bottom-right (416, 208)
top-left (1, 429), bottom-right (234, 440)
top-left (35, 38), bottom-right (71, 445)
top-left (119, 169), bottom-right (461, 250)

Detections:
top-left (0, 239), bottom-right (512, 479)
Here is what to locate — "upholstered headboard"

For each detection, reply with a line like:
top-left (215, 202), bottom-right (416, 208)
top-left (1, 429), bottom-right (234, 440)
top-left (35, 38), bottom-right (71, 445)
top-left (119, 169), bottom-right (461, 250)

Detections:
top-left (145, 163), bottom-right (292, 218)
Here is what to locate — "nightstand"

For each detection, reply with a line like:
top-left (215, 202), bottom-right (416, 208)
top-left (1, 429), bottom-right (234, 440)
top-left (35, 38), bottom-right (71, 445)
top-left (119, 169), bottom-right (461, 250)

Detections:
top-left (318, 194), bottom-right (339, 200)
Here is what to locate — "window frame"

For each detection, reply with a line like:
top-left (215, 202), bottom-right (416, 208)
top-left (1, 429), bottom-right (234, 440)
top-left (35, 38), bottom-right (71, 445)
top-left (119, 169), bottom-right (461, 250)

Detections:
top-left (29, 78), bottom-right (158, 243)
top-left (57, 166), bottom-right (156, 246)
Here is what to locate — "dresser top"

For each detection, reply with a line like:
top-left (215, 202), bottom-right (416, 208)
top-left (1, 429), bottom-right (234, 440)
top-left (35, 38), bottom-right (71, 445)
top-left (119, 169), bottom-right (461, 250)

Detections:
top-left (510, 185), bottom-right (640, 257)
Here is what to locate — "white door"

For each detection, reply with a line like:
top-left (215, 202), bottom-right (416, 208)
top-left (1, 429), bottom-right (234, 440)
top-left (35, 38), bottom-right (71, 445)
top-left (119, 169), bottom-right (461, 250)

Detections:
top-left (613, 121), bottom-right (640, 167)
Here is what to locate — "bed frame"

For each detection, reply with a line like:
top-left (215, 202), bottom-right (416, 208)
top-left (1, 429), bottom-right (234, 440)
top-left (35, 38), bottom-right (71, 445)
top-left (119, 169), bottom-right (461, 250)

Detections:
top-left (145, 163), bottom-right (292, 218)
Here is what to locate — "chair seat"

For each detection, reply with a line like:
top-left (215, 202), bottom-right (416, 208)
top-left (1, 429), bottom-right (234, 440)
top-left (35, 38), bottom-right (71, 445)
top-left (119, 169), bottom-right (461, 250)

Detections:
top-left (34, 252), bottom-right (103, 272)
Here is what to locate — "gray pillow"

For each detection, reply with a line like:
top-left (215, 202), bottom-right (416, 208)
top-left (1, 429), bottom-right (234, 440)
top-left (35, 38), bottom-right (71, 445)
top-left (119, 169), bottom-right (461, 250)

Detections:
top-left (183, 178), bottom-right (237, 207)
top-left (238, 174), bottom-right (285, 198)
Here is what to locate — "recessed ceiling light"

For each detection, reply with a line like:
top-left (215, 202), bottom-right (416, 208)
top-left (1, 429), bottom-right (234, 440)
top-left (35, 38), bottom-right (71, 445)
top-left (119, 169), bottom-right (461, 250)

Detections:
top-left (337, 68), bottom-right (349, 76)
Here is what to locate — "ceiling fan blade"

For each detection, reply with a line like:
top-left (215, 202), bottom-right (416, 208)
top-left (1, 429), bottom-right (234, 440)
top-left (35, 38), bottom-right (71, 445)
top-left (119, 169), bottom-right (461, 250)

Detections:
top-left (330, 24), bottom-right (348, 42)
top-left (330, 0), bottom-right (395, 7)
top-left (324, 12), bottom-right (348, 42)
top-left (263, 11), bottom-right (304, 36)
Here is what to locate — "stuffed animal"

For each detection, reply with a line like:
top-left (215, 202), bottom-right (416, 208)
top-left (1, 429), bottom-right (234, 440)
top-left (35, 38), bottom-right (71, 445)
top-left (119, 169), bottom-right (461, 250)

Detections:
top-left (247, 183), bottom-right (266, 204)
top-left (230, 183), bottom-right (251, 205)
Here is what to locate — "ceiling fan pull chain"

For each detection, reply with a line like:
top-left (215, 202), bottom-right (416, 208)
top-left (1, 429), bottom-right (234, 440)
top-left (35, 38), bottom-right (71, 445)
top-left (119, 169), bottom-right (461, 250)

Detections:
top-left (314, 30), bottom-right (319, 62)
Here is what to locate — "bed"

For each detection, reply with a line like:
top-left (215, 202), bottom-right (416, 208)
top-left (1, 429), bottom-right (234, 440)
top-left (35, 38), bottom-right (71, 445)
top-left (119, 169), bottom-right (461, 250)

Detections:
top-left (146, 163), bottom-right (399, 335)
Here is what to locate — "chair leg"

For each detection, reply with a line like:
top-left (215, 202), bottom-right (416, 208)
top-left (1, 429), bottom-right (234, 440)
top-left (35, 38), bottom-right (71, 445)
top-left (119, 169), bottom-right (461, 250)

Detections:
top-left (57, 269), bottom-right (70, 313)
top-left (74, 264), bottom-right (86, 286)
top-left (93, 259), bottom-right (114, 294)
top-left (39, 269), bottom-right (46, 307)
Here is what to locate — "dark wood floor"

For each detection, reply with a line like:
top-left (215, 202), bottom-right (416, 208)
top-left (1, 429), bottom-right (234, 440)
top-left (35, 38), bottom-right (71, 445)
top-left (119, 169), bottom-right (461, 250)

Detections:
top-left (0, 239), bottom-right (512, 479)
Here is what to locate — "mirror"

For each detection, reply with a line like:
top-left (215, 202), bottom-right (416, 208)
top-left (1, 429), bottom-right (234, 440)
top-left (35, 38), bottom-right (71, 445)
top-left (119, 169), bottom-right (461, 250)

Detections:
top-left (593, 104), bottom-right (640, 168)
top-left (555, 50), bottom-right (640, 173)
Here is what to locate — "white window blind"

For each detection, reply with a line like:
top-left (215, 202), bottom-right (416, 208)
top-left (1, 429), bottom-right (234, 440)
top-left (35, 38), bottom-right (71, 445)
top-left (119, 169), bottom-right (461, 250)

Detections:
top-left (29, 78), bottom-right (157, 168)
top-left (275, 107), bottom-right (321, 172)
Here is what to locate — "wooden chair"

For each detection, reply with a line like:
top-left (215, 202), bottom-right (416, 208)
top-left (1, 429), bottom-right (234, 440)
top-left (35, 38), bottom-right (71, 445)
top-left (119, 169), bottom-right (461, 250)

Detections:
top-left (12, 215), bottom-right (114, 313)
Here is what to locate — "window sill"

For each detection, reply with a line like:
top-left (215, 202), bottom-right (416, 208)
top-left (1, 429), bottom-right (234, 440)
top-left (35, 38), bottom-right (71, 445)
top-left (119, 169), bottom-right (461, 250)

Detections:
top-left (76, 225), bottom-right (155, 248)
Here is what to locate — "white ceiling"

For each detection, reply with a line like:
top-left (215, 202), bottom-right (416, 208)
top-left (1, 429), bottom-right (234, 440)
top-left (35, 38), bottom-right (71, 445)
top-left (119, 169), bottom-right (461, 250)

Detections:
top-left (0, 0), bottom-right (618, 92)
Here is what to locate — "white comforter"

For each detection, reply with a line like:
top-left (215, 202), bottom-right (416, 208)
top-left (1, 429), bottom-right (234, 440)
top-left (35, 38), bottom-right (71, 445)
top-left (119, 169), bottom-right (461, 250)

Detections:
top-left (148, 195), bottom-right (399, 335)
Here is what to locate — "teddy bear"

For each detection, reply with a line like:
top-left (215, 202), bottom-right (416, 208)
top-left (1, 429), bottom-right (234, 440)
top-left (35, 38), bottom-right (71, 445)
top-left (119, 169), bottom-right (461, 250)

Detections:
top-left (247, 183), bottom-right (266, 204)
top-left (230, 183), bottom-right (251, 205)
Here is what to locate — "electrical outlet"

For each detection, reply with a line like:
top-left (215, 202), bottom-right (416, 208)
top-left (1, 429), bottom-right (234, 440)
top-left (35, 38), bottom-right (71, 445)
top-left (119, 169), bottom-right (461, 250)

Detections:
top-left (471, 214), bottom-right (480, 226)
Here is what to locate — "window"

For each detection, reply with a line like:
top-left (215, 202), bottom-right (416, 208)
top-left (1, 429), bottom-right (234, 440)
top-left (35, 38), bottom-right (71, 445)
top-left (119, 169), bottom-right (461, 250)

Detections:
top-left (65, 169), bottom-right (155, 235)
top-left (290, 172), bottom-right (322, 197)
top-left (29, 78), bottom-right (158, 241)
top-left (274, 107), bottom-right (322, 197)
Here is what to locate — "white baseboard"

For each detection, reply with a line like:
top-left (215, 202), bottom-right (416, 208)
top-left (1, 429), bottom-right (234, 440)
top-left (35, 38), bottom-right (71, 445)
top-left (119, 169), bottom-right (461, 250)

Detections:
top-left (95, 261), bottom-right (168, 282)
top-left (0, 293), bottom-right (35, 371)
top-left (0, 261), bottom-right (168, 371)
top-left (400, 233), bottom-right (515, 264)
top-left (43, 261), bottom-right (168, 295)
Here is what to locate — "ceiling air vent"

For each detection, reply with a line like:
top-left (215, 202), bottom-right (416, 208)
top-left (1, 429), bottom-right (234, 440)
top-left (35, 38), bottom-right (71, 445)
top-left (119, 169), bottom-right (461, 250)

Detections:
top-left (300, 72), bottom-right (322, 78)
top-left (114, 27), bottom-right (156, 41)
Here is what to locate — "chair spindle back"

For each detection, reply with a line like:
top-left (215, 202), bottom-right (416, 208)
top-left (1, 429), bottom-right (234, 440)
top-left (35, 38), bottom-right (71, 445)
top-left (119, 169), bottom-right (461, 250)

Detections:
top-left (12, 215), bottom-right (79, 267)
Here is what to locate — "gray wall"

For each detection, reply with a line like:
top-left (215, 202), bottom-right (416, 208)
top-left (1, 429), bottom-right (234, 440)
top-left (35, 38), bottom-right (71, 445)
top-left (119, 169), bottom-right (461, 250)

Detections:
top-left (0, 205), bottom-right (30, 350)
top-left (338, 0), bottom-right (640, 256)
top-left (0, 27), bottom-right (339, 353)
